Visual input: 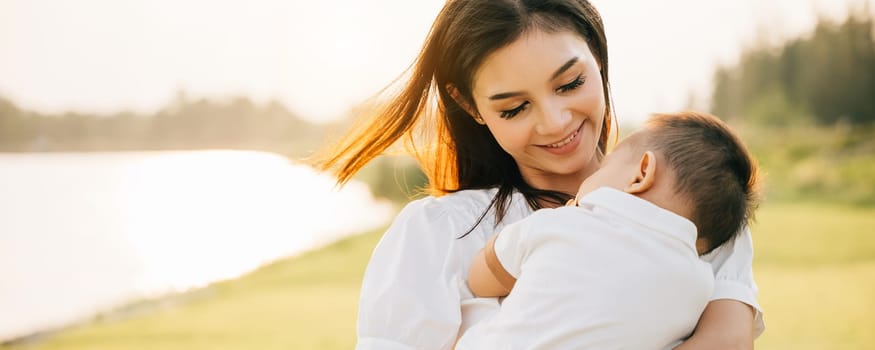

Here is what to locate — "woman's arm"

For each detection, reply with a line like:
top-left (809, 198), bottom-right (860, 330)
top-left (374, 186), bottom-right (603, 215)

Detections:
top-left (674, 299), bottom-right (755, 350)
top-left (356, 199), bottom-right (466, 350)
top-left (679, 226), bottom-right (764, 349)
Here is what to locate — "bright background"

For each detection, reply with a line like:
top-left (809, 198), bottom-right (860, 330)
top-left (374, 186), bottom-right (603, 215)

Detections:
top-left (1, 1), bottom-right (874, 349)
top-left (1, 0), bottom-right (871, 124)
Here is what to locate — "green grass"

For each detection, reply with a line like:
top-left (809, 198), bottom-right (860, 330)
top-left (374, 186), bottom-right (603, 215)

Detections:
top-left (4, 202), bottom-right (875, 349)
top-left (740, 123), bottom-right (875, 206)
top-left (751, 202), bottom-right (875, 350)
top-left (2, 230), bottom-right (383, 350)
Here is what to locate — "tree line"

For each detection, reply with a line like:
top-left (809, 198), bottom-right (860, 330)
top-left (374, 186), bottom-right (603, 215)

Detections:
top-left (2, 11), bottom-right (871, 156)
top-left (0, 92), bottom-right (331, 157)
top-left (710, 10), bottom-right (875, 125)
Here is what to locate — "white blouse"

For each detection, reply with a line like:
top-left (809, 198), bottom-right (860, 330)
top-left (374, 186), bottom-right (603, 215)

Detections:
top-left (355, 188), bottom-right (764, 350)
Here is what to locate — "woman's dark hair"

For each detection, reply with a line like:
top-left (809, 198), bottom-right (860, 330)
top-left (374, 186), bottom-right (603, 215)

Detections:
top-left (316, 0), bottom-right (615, 232)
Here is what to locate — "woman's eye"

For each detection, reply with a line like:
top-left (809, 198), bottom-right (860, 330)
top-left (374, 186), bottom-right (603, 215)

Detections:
top-left (557, 75), bottom-right (585, 93)
top-left (500, 101), bottom-right (529, 119)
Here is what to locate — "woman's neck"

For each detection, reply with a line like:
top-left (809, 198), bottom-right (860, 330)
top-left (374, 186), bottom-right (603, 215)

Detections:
top-left (520, 158), bottom-right (601, 209)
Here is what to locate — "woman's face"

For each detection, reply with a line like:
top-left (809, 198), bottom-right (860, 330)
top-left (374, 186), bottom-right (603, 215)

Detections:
top-left (470, 29), bottom-right (606, 191)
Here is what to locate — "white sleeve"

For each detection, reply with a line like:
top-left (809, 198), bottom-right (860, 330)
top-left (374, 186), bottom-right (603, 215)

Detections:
top-left (700, 226), bottom-right (765, 337)
top-left (356, 198), bottom-right (471, 350)
top-left (492, 213), bottom-right (533, 279)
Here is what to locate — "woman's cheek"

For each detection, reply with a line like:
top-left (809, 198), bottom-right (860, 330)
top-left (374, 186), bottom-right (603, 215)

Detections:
top-left (492, 121), bottom-right (532, 156)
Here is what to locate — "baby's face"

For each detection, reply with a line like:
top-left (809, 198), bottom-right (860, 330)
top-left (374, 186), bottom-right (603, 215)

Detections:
top-left (574, 135), bottom-right (642, 200)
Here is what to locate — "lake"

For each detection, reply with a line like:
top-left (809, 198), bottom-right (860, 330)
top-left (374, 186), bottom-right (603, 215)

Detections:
top-left (0, 151), bottom-right (393, 342)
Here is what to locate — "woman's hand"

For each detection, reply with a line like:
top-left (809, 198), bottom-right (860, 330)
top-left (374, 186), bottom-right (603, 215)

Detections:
top-left (674, 299), bottom-right (756, 350)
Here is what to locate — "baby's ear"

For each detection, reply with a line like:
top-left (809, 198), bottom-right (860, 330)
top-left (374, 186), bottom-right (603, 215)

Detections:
top-left (625, 151), bottom-right (656, 194)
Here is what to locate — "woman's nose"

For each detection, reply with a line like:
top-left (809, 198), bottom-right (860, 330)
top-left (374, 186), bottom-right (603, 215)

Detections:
top-left (534, 101), bottom-right (572, 135)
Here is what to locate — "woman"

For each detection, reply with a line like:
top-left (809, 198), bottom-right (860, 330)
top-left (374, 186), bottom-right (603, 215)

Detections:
top-left (317, 1), bottom-right (763, 349)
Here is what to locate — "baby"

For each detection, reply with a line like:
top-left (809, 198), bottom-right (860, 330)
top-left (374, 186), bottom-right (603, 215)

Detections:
top-left (456, 111), bottom-right (761, 349)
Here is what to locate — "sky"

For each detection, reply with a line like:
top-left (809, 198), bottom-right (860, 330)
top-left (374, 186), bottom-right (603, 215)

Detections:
top-left (0, 0), bottom-right (872, 125)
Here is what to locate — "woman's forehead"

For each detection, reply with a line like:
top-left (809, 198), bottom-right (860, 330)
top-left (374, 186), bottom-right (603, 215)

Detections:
top-left (471, 29), bottom-right (597, 95)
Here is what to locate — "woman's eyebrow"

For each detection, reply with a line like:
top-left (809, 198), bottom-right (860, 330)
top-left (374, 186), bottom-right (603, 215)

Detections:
top-left (488, 57), bottom-right (580, 101)
top-left (550, 57), bottom-right (579, 80)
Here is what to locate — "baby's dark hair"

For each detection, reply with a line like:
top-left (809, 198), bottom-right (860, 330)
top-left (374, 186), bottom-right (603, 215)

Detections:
top-left (641, 111), bottom-right (761, 254)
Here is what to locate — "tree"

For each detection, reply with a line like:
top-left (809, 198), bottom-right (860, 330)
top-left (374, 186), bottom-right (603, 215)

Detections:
top-left (710, 12), bottom-right (875, 125)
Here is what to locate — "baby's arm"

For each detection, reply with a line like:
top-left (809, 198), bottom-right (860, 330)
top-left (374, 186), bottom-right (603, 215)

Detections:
top-left (467, 233), bottom-right (517, 297)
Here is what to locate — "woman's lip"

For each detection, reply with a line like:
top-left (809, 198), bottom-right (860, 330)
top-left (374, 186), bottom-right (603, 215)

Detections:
top-left (537, 122), bottom-right (584, 147)
top-left (536, 121), bottom-right (585, 155)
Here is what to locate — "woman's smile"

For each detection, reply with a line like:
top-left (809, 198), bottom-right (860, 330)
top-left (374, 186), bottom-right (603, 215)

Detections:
top-left (537, 120), bottom-right (584, 155)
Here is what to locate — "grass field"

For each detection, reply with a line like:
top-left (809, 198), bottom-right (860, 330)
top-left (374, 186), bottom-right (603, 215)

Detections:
top-left (749, 203), bottom-right (875, 349)
top-left (4, 202), bottom-right (874, 350)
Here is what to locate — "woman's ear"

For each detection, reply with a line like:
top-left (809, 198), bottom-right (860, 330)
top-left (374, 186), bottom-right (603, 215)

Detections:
top-left (446, 84), bottom-right (485, 125)
top-left (625, 151), bottom-right (657, 194)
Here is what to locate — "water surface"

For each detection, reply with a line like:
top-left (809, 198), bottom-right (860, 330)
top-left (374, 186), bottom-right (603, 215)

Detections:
top-left (0, 151), bottom-right (392, 341)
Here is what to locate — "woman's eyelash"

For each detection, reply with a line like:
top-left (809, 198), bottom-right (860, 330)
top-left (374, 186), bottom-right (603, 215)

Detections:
top-left (557, 75), bottom-right (585, 93)
top-left (500, 101), bottom-right (529, 119)
top-left (498, 75), bottom-right (584, 119)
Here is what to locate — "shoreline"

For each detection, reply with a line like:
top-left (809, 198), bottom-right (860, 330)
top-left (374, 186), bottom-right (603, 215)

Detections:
top-left (1, 225), bottom-right (389, 349)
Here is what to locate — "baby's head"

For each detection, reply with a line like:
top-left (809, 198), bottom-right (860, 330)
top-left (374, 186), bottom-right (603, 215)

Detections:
top-left (576, 111), bottom-right (761, 254)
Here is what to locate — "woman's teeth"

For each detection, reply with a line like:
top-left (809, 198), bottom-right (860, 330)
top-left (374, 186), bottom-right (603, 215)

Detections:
top-left (546, 130), bottom-right (578, 148)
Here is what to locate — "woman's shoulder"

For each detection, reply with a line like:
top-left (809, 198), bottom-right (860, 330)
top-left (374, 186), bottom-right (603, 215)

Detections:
top-left (397, 188), bottom-right (499, 226)
top-left (392, 188), bottom-right (530, 238)
top-left (371, 190), bottom-right (501, 269)
top-left (430, 188), bottom-right (501, 209)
